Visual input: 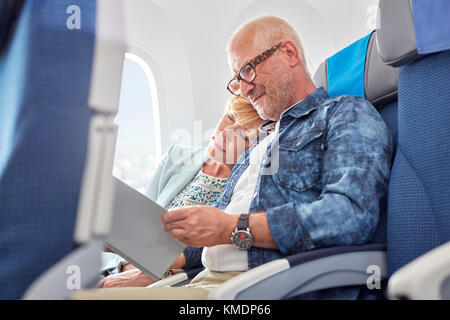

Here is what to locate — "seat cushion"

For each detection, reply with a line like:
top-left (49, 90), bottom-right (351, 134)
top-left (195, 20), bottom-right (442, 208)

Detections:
top-left (387, 50), bottom-right (450, 274)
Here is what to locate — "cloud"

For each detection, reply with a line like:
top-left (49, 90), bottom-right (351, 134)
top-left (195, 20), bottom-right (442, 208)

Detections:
top-left (113, 153), bottom-right (159, 195)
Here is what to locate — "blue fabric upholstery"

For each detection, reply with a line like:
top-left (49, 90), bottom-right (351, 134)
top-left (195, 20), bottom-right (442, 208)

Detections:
top-left (411, 0), bottom-right (450, 54)
top-left (378, 101), bottom-right (398, 154)
top-left (0, 0), bottom-right (96, 299)
top-left (370, 101), bottom-right (398, 247)
top-left (387, 50), bottom-right (450, 276)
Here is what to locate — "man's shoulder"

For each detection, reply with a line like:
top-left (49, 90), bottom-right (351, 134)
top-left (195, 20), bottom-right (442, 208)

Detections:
top-left (320, 94), bottom-right (378, 119)
top-left (322, 95), bottom-right (391, 147)
top-left (324, 94), bottom-right (371, 109)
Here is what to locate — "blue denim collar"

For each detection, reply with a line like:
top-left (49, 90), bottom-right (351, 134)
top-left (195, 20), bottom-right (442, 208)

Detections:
top-left (254, 87), bottom-right (329, 145)
top-left (257, 87), bottom-right (329, 133)
top-left (281, 87), bottom-right (329, 119)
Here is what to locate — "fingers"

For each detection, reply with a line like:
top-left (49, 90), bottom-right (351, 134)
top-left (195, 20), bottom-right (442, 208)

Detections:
top-left (97, 270), bottom-right (153, 288)
top-left (163, 220), bottom-right (186, 232)
top-left (169, 228), bottom-right (187, 240)
top-left (162, 209), bottom-right (190, 243)
top-left (101, 279), bottom-right (114, 288)
top-left (161, 207), bottom-right (190, 224)
top-left (97, 279), bottom-right (105, 288)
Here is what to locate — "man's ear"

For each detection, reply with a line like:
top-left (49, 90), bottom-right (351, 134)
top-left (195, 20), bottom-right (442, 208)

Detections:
top-left (281, 40), bottom-right (300, 68)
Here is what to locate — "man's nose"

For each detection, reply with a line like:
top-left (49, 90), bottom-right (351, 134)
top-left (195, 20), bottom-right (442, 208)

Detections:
top-left (240, 80), bottom-right (255, 98)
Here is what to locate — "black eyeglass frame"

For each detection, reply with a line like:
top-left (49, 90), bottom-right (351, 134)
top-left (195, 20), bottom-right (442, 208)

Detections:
top-left (227, 42), bottom-right (283, 96)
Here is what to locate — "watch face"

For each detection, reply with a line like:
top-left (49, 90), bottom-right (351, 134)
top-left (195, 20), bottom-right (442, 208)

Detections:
top-left (232, 230), bottom-right (254, 250)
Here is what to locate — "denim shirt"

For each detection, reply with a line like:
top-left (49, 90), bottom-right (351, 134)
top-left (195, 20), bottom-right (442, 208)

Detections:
top-left (213, 87), bottom-right (393, 299)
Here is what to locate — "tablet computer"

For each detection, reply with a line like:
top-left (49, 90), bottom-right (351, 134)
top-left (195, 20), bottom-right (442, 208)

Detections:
top-left (106, 177), bottom-right (186, 280)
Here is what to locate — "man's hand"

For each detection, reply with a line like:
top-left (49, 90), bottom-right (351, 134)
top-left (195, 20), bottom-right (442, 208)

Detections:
top-left (98, 269), bottom-right (154, 288)
top-left (161, 206), bottom-right (237, 247)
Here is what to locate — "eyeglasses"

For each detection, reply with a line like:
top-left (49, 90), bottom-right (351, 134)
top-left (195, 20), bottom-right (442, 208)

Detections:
top-left (227, 42), bottom-right (282, 96)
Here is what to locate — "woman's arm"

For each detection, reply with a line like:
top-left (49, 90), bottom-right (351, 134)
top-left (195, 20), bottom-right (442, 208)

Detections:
top-left (98, 253), bottom-right (186, 288)
top-left (182, 246), bottom-right (203, 271)
top-left (145, 144), bottom-right (176, 201)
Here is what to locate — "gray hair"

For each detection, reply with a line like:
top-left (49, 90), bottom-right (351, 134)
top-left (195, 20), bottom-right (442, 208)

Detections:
top-left (226, 15), bottom-right (308, 73)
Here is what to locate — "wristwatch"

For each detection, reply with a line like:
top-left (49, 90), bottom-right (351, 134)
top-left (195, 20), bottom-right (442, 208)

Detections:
top-left (162, 269), bottom-right (173, 278)
top-left (231, 213), bottom-right (254, 250)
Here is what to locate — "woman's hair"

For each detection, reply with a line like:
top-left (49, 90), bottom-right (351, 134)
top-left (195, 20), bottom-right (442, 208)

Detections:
top-left (224, 96), bottom-right (266, 133)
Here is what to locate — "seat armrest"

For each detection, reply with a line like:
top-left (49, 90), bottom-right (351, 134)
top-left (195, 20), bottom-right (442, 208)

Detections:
top-left (208, 244), bottom-right (387, 300)
top-left (22, 239), bottom-right (104, 300)
top-left (388, 241), bottom-right (450, 300)
top-left (148, 267), bottom-right (203, 288)
top-left (147, 273), bottom-right (188, 288)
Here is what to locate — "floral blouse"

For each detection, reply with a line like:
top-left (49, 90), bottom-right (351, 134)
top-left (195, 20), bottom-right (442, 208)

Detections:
top-left (165, 169), bottom-right (228, 210)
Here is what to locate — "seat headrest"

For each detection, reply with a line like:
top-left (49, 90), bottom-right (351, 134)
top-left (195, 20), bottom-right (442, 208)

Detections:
top-left (376, 0), bottom-right (450, 67)
top-left (313, 31), bottom-right (398, 109)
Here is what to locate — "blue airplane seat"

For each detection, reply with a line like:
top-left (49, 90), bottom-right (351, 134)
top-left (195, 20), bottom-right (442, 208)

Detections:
top-left (0, 0), bottom-right (126, 300)
top-left (376, 0), bottom-right (450, 278)
top-left (0, 0), bottom-right (96, 299)
top-left (388, 52), bottom-right (450, 276)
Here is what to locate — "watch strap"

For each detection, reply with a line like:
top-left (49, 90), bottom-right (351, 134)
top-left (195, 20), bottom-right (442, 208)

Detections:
top-left (237, 213), bottom-right (250, 230)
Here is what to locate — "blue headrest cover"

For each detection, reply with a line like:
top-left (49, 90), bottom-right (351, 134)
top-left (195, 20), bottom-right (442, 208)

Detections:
top-left (327, 32), bottom-right (373, 99)
top-left (313, 31), bottom-right (398, 108)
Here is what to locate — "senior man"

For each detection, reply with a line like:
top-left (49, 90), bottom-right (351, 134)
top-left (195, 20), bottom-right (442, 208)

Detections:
top-left (75, 15), bottom-right (392, 300)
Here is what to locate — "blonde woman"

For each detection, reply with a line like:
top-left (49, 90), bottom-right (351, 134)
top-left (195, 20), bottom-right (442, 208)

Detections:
top-left (100, 96), bottom-right (265, 287)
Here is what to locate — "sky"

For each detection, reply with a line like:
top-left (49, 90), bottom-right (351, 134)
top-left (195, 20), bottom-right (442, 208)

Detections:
top-left (113, 57), bottom-right (159, 195)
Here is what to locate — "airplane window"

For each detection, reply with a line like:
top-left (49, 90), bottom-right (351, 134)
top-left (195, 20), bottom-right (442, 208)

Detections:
top-left (113, 53), bottom-right (161, 194)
